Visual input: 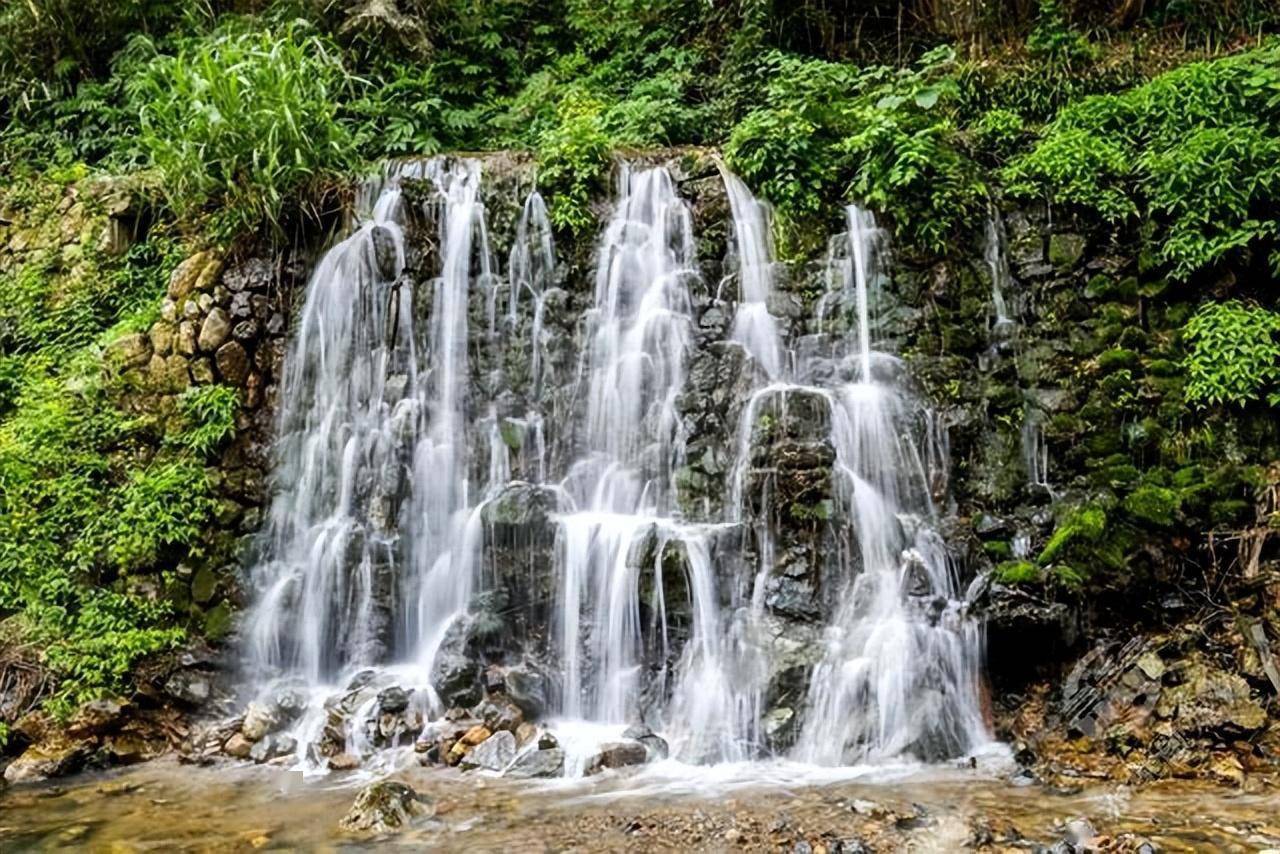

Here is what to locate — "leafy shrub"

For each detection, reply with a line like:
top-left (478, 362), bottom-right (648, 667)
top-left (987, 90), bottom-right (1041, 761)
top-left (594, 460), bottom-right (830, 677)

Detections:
top-left (128, 22), bottom-right (356, 235)
top-left (535, 92), bottom-right (612, 232)
top-left (1183, 300), bottom-right (1280, 407)
top-left (726, 47), bottom-right (986, 253)
top-left (1004, 42), bottom-right (1280, 278)
top-left (1027, 0), bottom-right (1095, 65)
top-left (176, 384), bottom-right (240, 456)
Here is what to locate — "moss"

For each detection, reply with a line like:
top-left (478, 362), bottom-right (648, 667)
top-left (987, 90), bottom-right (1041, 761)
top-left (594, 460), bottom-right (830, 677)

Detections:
top-left (984, 540), bottom-right (1013, 559)
top-left (1098, 348), bottom-right (1139, 372)
top-left (996, 560), bottom-right (1041, 584)
top-left (1039, 504), bottom-right (1107, 565)
top-left (1124, 484), bottom-right (1180, 526)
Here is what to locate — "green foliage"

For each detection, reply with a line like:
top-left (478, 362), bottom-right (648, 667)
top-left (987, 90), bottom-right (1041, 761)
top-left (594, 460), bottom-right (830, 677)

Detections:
top-left (726, 47), bottom-right (985, 253)
top-left (1183, 300), bottom-right (1280, 407)
top-left (0, 185), bottom-right (211, 710)
top-left (1005, 42), bottom-right (1280, 278)
top-left (128, 21), bottom-right (356, 235)
top-left (534, 93), bottom-right (612, 233)
top-left (1027, 0), bottom-right (1095, 65)
top-left (176, 384), bottom-right (241, 457)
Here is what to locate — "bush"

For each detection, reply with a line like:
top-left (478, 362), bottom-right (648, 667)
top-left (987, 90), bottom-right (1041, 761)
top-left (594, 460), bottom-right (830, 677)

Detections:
top-left (1183, 300), bottom-right (1280, 407)
top-left (128, 22), bottom-right (357, 235)
top-left (726, 47), bottom-right (986, 254)
top-left (175, 385), bottom-right (240, 457)
top-left (535, 92), bottom-right (612, 233)
top-left (1005, 41), bottom-right (1280, 279)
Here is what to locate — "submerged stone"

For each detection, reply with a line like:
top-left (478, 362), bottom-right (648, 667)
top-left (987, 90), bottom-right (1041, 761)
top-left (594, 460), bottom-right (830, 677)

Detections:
top-left (339, 781), bottom-right (430, 834)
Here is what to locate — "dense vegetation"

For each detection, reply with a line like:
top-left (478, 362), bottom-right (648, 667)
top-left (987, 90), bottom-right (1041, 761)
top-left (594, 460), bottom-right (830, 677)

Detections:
top-left (1, 0), bottom-right (1278, 715)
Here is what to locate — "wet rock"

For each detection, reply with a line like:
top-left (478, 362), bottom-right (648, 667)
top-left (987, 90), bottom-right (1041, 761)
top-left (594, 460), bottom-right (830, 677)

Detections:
top-left (475, 696), bottom-right (524, 733)
top-left (377, 686), bottom-right (411, 715)
top-left (538, 732), bottom-right (560, 750)
top-left (584, 740), bottom-right (649, 775)
top-left (461, 730), bottom-right (516, 772)
top-left (339, 781), bottom-right (430, 834)
top-left (249, 733), bottom-right (296, 763)
top-left (198, 308), bottom-right (232, 352)
top-left (505, 664), bottom-right (550, 720)
top-left (622, 723), bottom-right (669, 759)
top-left (505, 747), bottom-right (565, 779)
top-left (431, 653), bottom-right (481, 709)
top-left (371, 226), bottom-right (399, 280)
top-left (515, 722), bottom-right (538, 747)
top-left (3, 736), bottom-right (90, 783)
top-left (328, 752), bottom-right (361, 771)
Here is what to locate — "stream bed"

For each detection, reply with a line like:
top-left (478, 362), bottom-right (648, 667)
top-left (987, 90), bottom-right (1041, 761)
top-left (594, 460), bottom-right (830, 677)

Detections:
top-left (3, 758), bottom-right (1279, 852)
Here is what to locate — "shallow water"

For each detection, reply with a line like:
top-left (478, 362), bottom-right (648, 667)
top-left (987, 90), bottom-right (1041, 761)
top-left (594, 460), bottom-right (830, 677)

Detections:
top-left (3, 758), bottom-right (1279, 852)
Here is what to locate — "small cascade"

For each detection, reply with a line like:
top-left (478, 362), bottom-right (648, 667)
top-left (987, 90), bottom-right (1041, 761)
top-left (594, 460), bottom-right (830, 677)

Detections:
top-left (721, 166), bottom-right (784, 381)
top-left (1021, 406), bottom-right (1052, 493)
top-left (552, 167), bottom-right (739, 760)
top-left (984, 207), bottom-right (1018, 344)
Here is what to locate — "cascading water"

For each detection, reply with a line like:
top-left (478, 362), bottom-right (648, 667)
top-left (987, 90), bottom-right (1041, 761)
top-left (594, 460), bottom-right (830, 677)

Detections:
top-left (238, 155), bottom-right (991, 780)
top-left (790, 206), bottom-right (987, 764)
top-left (984, 207), bottom-right (1017, 342)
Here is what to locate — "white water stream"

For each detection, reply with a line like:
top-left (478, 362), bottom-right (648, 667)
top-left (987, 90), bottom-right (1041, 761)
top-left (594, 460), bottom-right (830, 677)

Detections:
top-left (241, 157), bottom-right (991, 779)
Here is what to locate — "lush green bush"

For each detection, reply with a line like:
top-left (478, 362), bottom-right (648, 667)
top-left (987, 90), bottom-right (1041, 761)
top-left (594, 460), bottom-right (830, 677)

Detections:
top-left (176, 384), bottom-right (240, 457)
top-left (128, 21), bottom-right (357, 235)
top-left (534, 92), bottom-right (613, 233)
top-left (1183, 300), bottom-right (1280, 407)
top-left (726, 47), bottom-right (985, 253)
top-left (1005, 41), bottom-right (1280, 278)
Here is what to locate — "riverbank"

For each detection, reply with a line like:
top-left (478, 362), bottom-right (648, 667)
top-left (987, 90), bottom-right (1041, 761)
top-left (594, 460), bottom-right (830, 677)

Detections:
top-left (3, 755), bottom-right (1279, 851)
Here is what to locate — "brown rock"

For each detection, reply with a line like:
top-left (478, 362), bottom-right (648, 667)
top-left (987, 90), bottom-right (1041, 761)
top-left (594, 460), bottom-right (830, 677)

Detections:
top-left (583, 740), bottom-right (648, 776)
top-left (328, 753), bottom-right (361, 771)
top-left (190, 357), bottom-right (215, 385)
top-left (168, 252), bottom-right (213, 301)
top-left (461, 725), bottom-right (491, 746)
top-left (515, 721), bottom-right (538, 748)
top-left (215, 341), bottom-right (250, 384)
top-left (224, 733), bottom-right (254, 759)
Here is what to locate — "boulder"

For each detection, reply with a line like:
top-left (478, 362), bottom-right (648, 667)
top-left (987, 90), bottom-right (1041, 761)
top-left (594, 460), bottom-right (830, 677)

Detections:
top-left (505, 665), bottom-right (550, 720)
top-left (475, 696), bottom-right (523, 733)
top-left (1155, 663), bottom-right (1266, 734)
top-left (198, 308), bottom-right (232, 352)
top-left (339, 781), bottom-right (430, 834)
top-left (328, 753), bottom-right (362, 771)
top-left (3, 736), bottom-right (90, 783)
top-left (460, 730), bottom-right (516, 772)
top-left (224, 733), bottom-right (254, 759)
top-left (215, 341), bottom-right (250, 384)
top-left (377, 686), bottom-right (411, 715)
top-left (583, 740), bottom-right (648, 775)
top-left (249, 733), bottom-right (296, 763)
top-left (505, 747), bottom-right (565, 779)
top-left (67, 698), bottom-right (130, 739)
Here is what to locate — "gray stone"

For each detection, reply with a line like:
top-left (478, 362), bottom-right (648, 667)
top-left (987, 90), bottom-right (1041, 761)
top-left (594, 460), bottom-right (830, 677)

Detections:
top-left (176, 322), bottom-right (198, 356)
top-left (371, 225), bottom-right (398, 280)
top-left (504, 747), bottom-right (565, 779)
top-left (230, 291), bottom-right (254, 319)
top-left (198, 308), bottom-right (232, 352)
top-left (505, 665), bottom-right (549, 720)
top-left (378, 686), bottom-right (411, 714)
top-left (232, 319), bottom-right (259, 342)
top-left (241, 701), bottom-right (280, 741)
top-left (249, 732), bottom-right (296, 763)
top-left (461, 729), bottom-right (516, 772)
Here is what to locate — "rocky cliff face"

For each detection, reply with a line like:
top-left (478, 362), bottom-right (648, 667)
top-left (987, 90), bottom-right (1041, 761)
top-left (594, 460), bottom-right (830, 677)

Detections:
top-left (3, 150), bottom-right (1278, 787)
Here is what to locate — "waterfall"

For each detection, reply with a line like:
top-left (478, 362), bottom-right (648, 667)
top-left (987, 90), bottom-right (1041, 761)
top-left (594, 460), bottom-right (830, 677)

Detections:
top-left (721, 166), bottom-right (784, 381)
top-left (790, 206), bottom-right (987, 764)
top-left (984, 207), bottom-right (1017, 342)
top-left (238, 156), bottom-right (990, 779)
